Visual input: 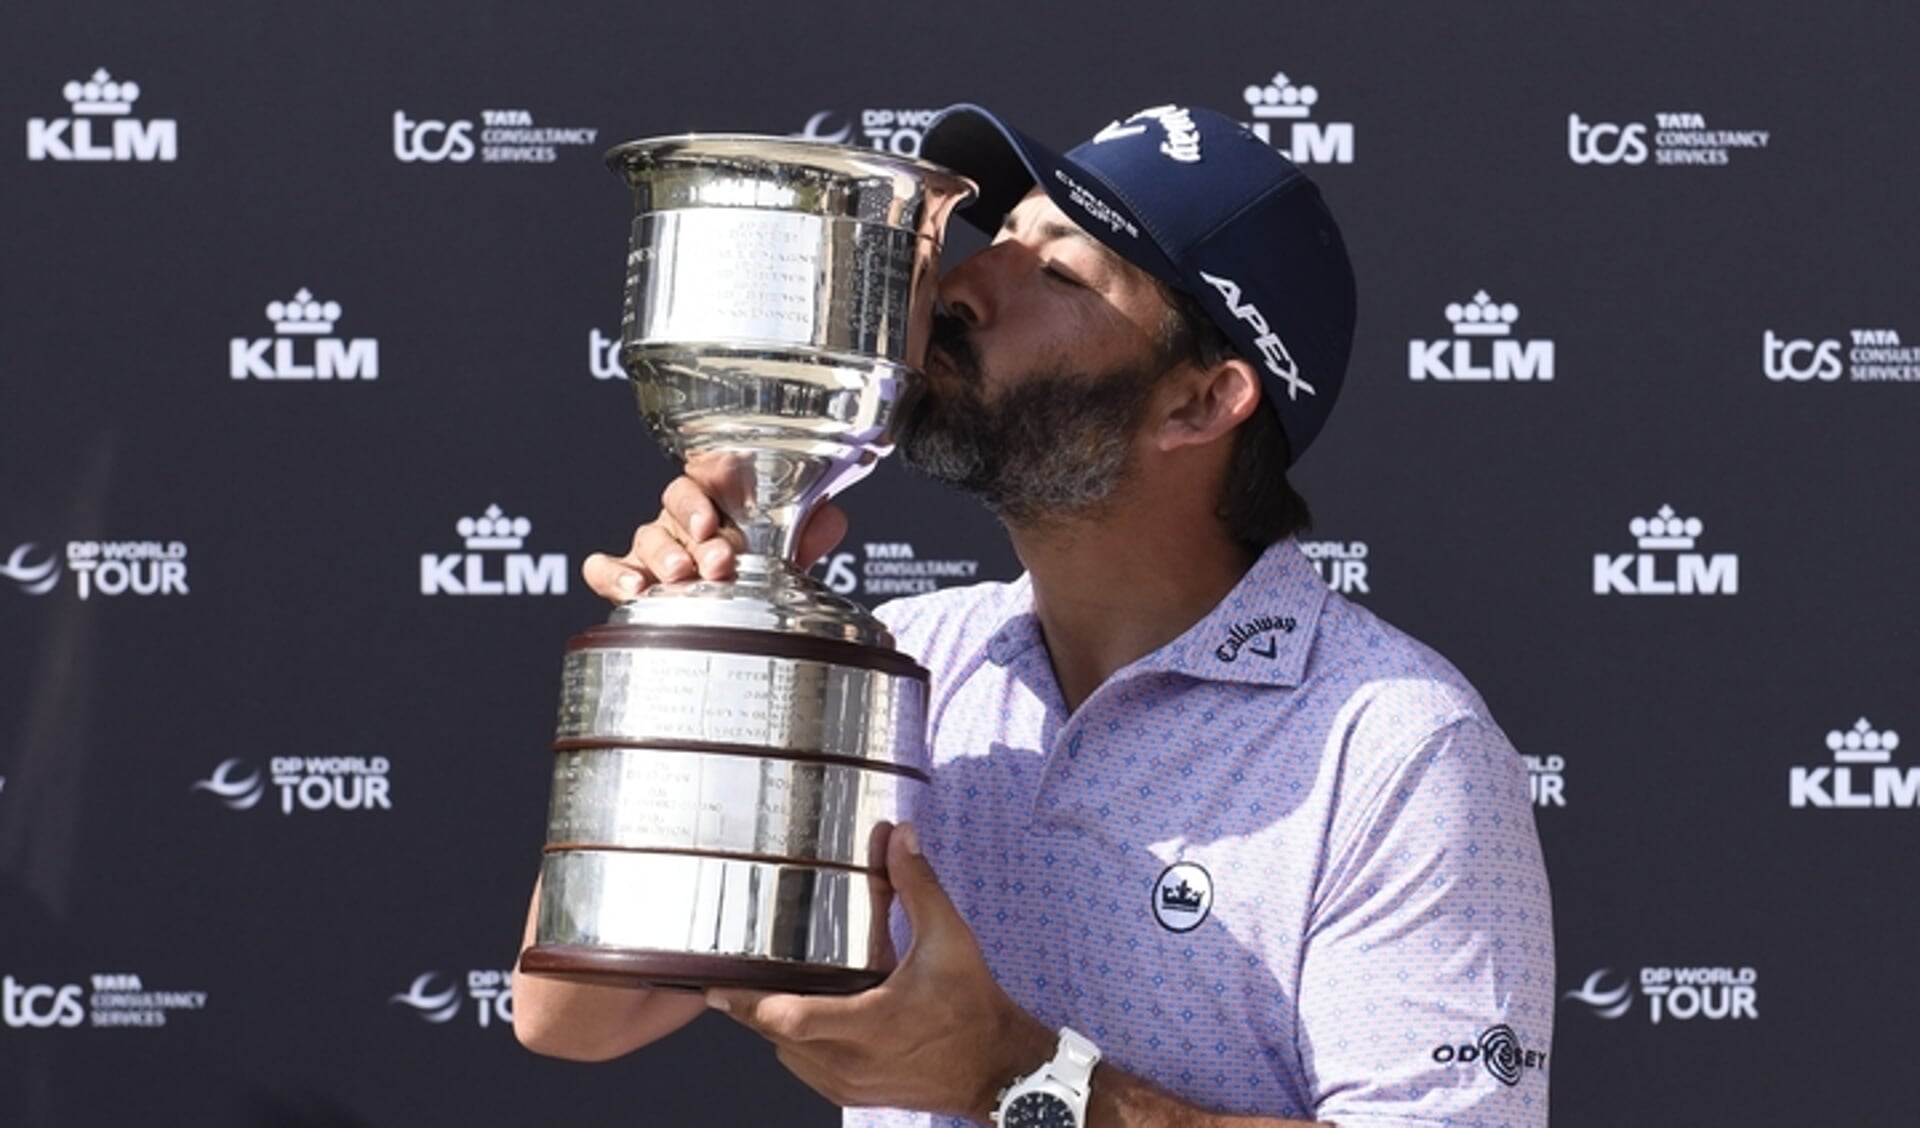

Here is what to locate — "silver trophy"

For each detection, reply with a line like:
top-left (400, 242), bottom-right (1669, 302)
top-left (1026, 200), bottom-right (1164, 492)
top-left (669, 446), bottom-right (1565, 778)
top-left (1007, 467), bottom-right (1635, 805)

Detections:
top-left (518, 136), bottom-right (974, 993)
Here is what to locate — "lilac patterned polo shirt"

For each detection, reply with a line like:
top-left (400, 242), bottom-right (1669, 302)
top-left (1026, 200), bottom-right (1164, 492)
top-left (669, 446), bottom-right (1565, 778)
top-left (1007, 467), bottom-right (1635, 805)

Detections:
top-left (847, 538), bottom-right (1555, 1127)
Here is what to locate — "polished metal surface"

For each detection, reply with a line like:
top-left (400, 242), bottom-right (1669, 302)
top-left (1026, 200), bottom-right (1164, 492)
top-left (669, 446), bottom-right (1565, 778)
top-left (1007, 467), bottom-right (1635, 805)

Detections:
top-left (608, 134), bottom-right (974, 573)
top-left (526, 136), bottom-right (962, 992)
top-left (538, 849), bottom-right (889, 972)
top-left (556, 641), bottom-right (928, 758)
top-left (546, 746), bottom-right (920, 868)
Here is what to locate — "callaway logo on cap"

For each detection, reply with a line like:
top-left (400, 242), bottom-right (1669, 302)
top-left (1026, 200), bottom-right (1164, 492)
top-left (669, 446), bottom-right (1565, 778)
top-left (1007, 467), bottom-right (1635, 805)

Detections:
top-left (921, 102), bottom-right (1357, 464)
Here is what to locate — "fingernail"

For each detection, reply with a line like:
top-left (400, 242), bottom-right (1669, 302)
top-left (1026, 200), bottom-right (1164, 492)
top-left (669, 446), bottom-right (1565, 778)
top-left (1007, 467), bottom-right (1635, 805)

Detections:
top-left (701, 544), bottom-right (730, 570)
top-left (899, 823), bottom-right (921, 856)
top-left (616, 571), bottom-right (641, 595)
top-left (705, 992), bottom-right (730, 1013)
top-left (662, 550), bottom-right (690, 577)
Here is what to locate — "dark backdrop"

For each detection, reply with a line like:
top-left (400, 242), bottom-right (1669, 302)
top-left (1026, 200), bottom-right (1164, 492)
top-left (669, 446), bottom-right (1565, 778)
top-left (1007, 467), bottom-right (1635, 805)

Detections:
top-left (2, 2), bottom-right (1916, 1125)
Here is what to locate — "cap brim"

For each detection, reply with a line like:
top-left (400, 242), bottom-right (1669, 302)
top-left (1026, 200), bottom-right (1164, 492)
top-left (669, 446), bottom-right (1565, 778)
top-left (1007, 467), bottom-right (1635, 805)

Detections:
top-left (922, 104), bottom-right (1181, 287)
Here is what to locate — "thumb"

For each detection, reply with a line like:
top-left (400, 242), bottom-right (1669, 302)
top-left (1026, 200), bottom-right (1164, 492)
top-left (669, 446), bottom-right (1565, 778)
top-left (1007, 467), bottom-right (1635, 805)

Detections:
top-left (887, 822), bottom-right (961, 937)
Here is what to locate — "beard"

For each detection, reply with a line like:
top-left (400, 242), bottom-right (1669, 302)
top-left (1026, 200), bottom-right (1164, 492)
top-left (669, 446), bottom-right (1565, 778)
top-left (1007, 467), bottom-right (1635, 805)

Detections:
top-left (895, 312), bottom-right (1165, 524)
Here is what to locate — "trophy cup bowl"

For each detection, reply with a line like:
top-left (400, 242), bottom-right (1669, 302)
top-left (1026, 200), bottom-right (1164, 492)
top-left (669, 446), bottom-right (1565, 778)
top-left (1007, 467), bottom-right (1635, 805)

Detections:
top-left (517, 135), bottom-right (974, 994)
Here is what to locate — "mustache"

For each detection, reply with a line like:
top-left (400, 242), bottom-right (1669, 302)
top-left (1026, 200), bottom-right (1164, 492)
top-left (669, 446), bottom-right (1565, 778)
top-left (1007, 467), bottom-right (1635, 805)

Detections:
top-left (928, 312), bottom-right (983, 385)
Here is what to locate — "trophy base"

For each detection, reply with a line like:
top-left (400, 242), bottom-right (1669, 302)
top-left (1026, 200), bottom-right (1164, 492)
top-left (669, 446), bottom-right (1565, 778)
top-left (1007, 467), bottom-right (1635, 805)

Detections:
top-left (516, 946), bottom-right (886, 995)
top-left (534, 614), bottom-right (928, 996)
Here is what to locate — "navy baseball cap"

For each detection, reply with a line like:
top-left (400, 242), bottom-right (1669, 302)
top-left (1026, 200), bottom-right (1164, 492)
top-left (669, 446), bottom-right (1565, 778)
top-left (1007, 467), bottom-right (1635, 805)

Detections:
top-left (920, 103), bottom-right (1356, 465)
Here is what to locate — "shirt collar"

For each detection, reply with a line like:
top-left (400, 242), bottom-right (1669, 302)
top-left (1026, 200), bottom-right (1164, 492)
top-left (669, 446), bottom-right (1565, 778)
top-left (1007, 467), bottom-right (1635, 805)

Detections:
top-left (1130, 538), bottom-right (1328, 687)
top-left (981, 539), bottom-right (1328, 687)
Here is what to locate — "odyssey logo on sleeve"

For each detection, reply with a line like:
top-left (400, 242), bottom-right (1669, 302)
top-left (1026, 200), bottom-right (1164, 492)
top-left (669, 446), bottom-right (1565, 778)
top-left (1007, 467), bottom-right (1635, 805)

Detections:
top-left (392, 107), bottom-right (599, 165)
top-left (230, 287), bottom-right (379, 381)
top-left (1568, 111), bottom-right (1769, 167)
top-left (1565, 965), bottom-right (1758, 1025)
top-left (1791, 717), bottom-right (1915, 809)
top-left (1409, 290), bottom-right (1555, 382)
top-left (1428, 1024), bottom-right (1547, 1087)
top-left (391, 970), bottom-right (514, 1029)
top-left (3, 972), bottom-right (208, 1030)
top-left (420, 505), bottom-right (567, 597)
top-left (1237, 69), bottom-right (1354, 165)
top-left (792, 106), bottom-right (940, 157)
top-left (817, 541), bottom-right (983, 599)
top-left (1592, 505), bottom-right (1738, 596)
top-left (1764, 327), bottom-right (1920, 383)
top-left (27, 68), bottom-right (177, 162)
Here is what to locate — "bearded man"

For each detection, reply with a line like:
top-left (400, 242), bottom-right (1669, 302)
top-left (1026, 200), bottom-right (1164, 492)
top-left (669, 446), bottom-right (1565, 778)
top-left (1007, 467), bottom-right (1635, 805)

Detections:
top-left (513, 102), bottom-right (1555, 1128)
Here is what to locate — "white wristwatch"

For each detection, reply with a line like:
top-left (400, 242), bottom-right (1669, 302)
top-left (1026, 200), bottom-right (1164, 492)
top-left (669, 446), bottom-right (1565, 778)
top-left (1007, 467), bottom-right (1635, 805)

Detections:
top-left (992, 1026), bottom-right (1101, 1128)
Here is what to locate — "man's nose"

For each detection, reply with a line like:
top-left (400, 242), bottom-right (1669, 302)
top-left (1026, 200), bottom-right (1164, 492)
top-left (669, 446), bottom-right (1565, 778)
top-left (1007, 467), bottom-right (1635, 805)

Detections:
top-left (936, 242), bottom-right (1021, 331)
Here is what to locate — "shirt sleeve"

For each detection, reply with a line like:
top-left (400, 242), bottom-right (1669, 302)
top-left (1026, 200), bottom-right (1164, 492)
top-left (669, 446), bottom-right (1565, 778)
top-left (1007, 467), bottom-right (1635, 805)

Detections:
top-left (1295, 715), bottom-right (1556, 1128)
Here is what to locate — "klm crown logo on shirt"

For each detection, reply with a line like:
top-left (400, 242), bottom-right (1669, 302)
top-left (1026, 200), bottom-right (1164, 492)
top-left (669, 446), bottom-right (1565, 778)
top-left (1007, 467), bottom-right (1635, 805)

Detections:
top-left (1215, 614), bottom-right (1298, 662)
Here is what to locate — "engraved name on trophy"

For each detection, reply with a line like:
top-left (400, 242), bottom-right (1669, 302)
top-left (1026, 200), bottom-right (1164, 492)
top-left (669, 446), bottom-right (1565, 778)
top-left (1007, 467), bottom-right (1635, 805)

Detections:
top-left (517, 136), bottom-right (973, 993)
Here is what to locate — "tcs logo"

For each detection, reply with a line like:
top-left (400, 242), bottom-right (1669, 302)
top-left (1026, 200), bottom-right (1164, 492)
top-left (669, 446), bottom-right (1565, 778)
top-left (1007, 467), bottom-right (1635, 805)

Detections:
top-left (1763, 330), bottom-right (1843, 382)
top-left (392, 111), bottom-right (474, 163)
top-left (3, 976), bottom-right (84, 1028)
top-left (1567, 114), bottom-right (1647, 165)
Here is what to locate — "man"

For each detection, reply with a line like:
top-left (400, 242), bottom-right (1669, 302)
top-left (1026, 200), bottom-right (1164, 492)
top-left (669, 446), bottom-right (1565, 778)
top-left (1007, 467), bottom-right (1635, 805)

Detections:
top-left (515, 103), bottom-right (1555, 1127)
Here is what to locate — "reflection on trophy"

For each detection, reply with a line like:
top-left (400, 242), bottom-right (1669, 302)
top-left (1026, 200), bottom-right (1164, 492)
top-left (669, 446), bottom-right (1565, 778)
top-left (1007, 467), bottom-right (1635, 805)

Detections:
top-left (516, 136), bottom-right (974, 993)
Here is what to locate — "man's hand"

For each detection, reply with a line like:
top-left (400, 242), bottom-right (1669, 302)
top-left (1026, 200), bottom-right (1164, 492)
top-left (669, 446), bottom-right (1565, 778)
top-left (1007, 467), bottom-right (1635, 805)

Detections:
top-left (707, 823), bottom-right (1055, 1124)
top-left (582, 453), bottom-right (850, 600)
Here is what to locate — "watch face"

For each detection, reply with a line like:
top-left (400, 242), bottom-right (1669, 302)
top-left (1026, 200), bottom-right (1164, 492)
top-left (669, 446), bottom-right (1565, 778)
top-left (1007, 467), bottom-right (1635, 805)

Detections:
top-left (1004, 1091), bottom-right (1075, 1128)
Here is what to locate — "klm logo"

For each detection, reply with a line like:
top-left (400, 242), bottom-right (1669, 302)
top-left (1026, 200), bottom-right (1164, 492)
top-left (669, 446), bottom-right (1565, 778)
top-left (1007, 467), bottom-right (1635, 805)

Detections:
top-left (1240, 71), bottom-right (1354, 165)
top-left (27, 69), bottom-right (177, 162)
top-left (1593, 505), bottom-right (1738, 596)
top-left (420, 505), bottom-right (567, 597)
top-left (1791, 718), bottom-right (1918, 810)
top-left (231, 288), bottom-right (379, 381)
top-left (1410, 291), bottom-right (1555, 382)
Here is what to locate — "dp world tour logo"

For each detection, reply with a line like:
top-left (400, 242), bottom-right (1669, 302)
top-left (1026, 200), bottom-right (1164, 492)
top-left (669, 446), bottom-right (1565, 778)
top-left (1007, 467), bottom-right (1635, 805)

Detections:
top-left (191, 759), bottom-right (265, 810)
top-left (793, 107), bottom-right (939, 156)
top-left (2, 544), bottom-right (61, 594)
top-left (391, 970), bottom-right (513, 1028)
top-left (1565, 966), bottom-right (1758, 1024)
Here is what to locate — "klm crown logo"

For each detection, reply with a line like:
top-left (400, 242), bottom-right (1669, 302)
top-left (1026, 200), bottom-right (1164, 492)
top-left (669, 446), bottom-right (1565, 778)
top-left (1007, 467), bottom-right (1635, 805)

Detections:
top-left (231, 286), bottom-right (379, 381)
top-left (1237, 68), bottom-right (1352, 164)
top-left (421, 504), bottom-right (566, 597)
top-left (1410, 289), bottom-right (1554, 382)
top-left (1593, 504), bottom-right (1737, 596)
top-left (28, 67), bottom-right (177, 162)
top-left (1792, 717), bottom-right (1915, 809)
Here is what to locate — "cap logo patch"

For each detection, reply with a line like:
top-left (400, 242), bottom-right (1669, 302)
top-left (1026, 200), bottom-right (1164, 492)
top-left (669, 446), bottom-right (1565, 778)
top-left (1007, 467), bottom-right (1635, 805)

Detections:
top-left (1051, 167), bottom-right (1139, 238)
top-left (1198, 270), bottom-right (1314, 400)
top-left (1091, 104), bottom-right (1202, 164)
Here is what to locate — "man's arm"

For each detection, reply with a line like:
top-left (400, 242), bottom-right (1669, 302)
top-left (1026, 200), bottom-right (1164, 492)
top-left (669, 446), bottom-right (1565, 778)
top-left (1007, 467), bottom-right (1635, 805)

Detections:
top-left (510, 877), bottom-right (707, 1060)
top-left (709, 825), bottom-right (1328, 1127)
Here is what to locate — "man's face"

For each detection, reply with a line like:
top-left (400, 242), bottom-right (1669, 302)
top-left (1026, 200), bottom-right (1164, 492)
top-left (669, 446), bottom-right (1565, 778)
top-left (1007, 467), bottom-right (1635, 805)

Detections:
top-left (896, 189), bottom-right (1179, 523)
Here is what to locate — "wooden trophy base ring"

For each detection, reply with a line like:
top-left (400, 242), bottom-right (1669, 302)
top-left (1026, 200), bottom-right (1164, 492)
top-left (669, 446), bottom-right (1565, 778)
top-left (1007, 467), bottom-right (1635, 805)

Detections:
top-left (516, 944), bottom-right (887, 996)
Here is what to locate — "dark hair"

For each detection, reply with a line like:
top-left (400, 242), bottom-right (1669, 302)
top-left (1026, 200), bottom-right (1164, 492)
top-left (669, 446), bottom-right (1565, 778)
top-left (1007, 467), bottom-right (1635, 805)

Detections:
top-left (1157, 284), bottom-right (1313, 550)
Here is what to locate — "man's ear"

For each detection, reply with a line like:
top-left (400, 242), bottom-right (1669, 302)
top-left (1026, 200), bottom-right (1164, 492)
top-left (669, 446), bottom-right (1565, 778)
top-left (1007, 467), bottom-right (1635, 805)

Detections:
top-left (1152, 358), bottom-right (1262, 453)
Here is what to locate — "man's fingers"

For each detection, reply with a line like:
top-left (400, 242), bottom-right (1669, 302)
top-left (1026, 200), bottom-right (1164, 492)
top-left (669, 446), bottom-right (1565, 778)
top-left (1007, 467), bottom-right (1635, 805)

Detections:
top-left (581, 552), bottom-right (646, 601)
top-left (632, 523), bottom-right (696, 582)
top-left (662, 476), bottom-right (725, 543)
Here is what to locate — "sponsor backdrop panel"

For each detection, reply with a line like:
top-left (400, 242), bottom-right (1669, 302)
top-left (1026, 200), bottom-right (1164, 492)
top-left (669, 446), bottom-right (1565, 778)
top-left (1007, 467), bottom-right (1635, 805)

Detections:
top-left (2, 1), bottom-right (1916, 1125)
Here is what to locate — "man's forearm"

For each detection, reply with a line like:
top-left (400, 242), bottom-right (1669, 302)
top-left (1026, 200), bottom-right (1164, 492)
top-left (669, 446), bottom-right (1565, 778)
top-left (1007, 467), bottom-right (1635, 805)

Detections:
top-left (1085, 1065), bottom-right (1325, 1128)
